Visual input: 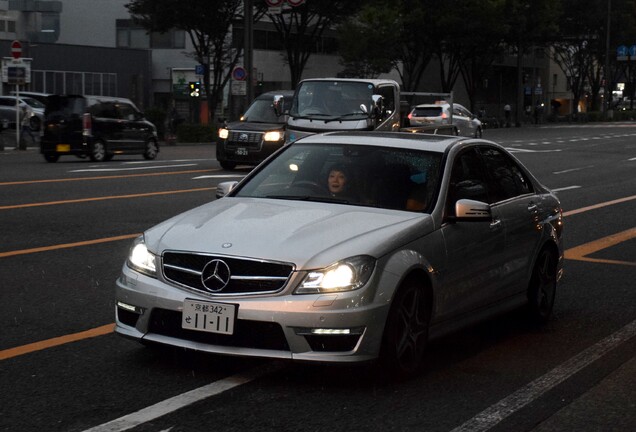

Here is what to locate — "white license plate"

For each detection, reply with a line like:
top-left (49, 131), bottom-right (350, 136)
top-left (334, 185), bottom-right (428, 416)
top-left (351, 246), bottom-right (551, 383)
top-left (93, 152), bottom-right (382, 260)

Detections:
top-left (182, 299), bottom-right (237, 335)
top-left (235, 147), bottom-right (248, 156)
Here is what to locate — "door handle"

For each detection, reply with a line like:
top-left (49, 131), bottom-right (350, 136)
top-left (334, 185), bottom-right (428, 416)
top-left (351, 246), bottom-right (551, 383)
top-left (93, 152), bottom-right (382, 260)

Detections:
top-left (490, 218), bottom-right (503, 231)
top-left (528, 203), bottom-right (538, 213)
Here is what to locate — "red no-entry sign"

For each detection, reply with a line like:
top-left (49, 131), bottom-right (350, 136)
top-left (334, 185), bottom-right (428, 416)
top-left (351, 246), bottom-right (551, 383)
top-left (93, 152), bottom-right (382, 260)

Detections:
top-left (11, 40), bottom-right (22, 59)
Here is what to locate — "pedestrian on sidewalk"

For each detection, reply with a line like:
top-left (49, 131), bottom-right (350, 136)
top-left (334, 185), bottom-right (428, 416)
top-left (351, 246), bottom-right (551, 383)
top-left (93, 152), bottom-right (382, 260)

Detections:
top-left (19, 106), bottom-right (37, 149)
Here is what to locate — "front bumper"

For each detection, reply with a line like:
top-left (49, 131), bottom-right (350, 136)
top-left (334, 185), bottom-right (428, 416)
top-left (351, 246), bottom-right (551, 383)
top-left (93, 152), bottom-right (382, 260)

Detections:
top-left (115, 264), bottom-right (392, 363)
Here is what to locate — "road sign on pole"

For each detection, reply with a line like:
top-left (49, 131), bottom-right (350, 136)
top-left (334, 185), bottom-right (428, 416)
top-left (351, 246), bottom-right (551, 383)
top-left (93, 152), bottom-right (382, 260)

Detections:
top-left (11, 40), bottom-right (22, 59)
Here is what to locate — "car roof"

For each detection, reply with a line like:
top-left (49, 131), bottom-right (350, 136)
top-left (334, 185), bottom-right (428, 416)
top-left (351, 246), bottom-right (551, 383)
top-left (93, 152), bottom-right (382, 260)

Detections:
top-left (259, 90), bottom-right (295, 98)
top-left (298, 77), bottom-right (399, 87)
top-left (295, 131), bottom-right (468, 153)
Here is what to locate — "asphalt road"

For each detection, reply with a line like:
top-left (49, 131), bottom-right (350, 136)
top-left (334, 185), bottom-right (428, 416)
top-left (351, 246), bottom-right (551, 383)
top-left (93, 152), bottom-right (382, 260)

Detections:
top-left (1, 124), bottom-right (635, 432)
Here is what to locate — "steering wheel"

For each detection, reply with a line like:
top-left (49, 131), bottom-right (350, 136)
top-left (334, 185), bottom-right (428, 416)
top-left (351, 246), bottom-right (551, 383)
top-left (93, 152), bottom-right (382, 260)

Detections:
top-left (292, 180), bottom-right (326, 194)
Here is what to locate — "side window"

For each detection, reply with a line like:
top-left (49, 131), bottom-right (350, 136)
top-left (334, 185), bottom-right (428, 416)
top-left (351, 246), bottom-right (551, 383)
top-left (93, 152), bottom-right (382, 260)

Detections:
top-left (91, 102), bottom-right (118, 119)
top-left (117, 103), bottom-right (137, 121)
top-left (375, 85), bottom-right (396, 118)
top-left (446, 148), bottom-right (490, 216)
top-left (479, 147), bottom-right (533, 202)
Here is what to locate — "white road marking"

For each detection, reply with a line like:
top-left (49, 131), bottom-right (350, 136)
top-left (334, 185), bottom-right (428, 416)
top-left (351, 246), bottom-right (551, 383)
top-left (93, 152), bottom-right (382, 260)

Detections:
top-left (553, 166), bottom-right (594, 174)
top-left (122, 159), bottom-right (211, 165)
top-left (82, 362), bottom-right (284, 432)
top-left (192, 175), bottom-right (245, 180)
top-left (552, 185), bottom-right (581, 192)
top-left (450, 319), bottom-right (636, 432)
top-left (506, 148), bottom-right (563, 153)
top-left (69, 164), bottom-right (198, 173)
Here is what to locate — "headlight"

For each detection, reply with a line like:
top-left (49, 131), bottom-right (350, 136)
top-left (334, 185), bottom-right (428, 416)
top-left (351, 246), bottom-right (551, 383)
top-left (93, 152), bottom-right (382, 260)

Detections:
top-left (218, 128), bottom-right (229, 139)
top-left (295, 255), bottom-right (375, 294)
top-left (126, 236), bottom-right (157, 277)
top-left (263, 130), bottom-right (283, 142)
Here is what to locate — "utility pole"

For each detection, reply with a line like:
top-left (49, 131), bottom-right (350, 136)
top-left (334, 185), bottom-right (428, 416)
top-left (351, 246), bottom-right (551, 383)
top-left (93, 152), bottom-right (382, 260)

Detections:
top-left (604, 0), bottom-right (612, 117)
top-left (244, 0), bottom-right (254, 106)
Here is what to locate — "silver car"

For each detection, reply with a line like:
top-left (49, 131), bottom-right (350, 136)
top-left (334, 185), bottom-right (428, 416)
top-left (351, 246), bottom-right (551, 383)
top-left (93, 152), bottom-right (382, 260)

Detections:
top-left (409, 102), bottom-right (483, 138)
top-left (115, 132), bottom-right (563, 376)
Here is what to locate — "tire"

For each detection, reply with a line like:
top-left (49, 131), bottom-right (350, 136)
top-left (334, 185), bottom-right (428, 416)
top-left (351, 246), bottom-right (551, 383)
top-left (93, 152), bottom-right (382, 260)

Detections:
top-left (143, 140), bottom-right (158, 160)
top-left (43, 153), bottom-right (59, 163)
top-left (380, 279), bottom-right (431, 378)
top-left (219, 160), bottom-right (237, 170)
top-left (89, 141), bottom-right (107, 162)
top-left (526, 247), bottom-right (558, 325)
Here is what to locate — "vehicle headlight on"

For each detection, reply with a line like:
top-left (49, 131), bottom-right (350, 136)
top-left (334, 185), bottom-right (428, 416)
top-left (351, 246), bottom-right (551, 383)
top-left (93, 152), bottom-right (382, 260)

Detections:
top-left (218, 128), bottom-right (229, 139)
top-left (263, 130), bottom-right (283, 142)
top-left (126, 236), bottom-right (157, 277)
top-left (295, 255), bottom-right (375, 294)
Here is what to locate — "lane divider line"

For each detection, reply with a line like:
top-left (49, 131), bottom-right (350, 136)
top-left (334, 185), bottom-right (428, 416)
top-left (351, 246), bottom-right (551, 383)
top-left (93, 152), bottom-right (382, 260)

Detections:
top-left (564, 227), bottom-right (636, 266)
top-left (450, 319), bottom-right (636, 432)
top-left (0, 187), bottom-right (216, 211)
top-left (0, 324), bottom-right (115, 361)
top-left (82, 362), bottom-right (284, 432)
top-left (0, 234), bottom-right (140, 259)
top-left (562, 194), bottom-right (636, 217)
top-left (0, 169), bottom-right (216, 187)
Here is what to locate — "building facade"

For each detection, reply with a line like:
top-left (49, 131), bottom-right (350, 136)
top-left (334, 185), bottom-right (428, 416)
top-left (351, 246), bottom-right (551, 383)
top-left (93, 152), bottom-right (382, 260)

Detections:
top-left (0, 0), bottom-right (574, 125)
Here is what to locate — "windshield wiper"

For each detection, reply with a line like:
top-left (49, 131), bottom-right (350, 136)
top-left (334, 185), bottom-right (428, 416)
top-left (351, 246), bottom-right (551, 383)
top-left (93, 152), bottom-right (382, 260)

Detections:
top-left (324, 112), bottom-right (369, 123)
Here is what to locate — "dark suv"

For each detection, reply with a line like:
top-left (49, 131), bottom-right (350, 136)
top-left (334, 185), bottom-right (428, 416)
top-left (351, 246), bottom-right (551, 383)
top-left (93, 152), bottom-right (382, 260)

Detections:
top-left (216, 90), bottom-right (293, 170)
top-left (40, 95), bottom-right (158, 162)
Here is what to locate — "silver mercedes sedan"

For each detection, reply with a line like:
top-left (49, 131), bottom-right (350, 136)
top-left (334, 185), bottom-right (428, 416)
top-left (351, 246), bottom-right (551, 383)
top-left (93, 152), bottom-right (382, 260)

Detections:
top-left (115, 131), bottom-right (563, 377)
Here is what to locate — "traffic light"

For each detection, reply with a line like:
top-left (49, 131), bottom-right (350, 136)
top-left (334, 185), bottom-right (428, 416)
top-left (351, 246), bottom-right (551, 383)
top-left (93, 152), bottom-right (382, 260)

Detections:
top-left (189, 81), bottom-right (201, 97)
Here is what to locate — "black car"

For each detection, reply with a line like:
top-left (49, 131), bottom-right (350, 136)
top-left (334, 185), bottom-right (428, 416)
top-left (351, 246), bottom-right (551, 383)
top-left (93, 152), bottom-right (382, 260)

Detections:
top-left (216, 90), bottom-right (293, 170)
top-left (40, 95), bottom-right (158, 162)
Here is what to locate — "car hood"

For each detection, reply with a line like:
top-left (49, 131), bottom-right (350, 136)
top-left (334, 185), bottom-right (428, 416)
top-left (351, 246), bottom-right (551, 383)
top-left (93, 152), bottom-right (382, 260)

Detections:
top-left (226, 121), bottom-right (285, 131)
top-left (144, 198), bottom-right (433, 270)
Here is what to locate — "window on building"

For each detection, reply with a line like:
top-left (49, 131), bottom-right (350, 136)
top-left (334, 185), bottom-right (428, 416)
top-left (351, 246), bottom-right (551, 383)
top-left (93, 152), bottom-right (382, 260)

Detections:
top-left (8, 20), bottom-right (16, 33)
top-left (0, 21), bottom-right (5, 32)
top-left (117, 19), bottom-right (184, 49)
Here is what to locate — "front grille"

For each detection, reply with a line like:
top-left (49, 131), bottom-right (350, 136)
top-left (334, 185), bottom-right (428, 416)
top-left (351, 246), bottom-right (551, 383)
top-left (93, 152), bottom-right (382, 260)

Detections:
top-left (226, 131), bottom-right (262, 149)
top-left (162, 251), bottom-right (294, 296)
top-left (148, 308), bottom-right (290, 351)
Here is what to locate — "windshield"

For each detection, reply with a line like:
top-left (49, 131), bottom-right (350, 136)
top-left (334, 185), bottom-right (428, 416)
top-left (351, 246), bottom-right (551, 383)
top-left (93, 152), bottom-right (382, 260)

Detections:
top-left (22, 97), bottom-right (45, 110)
top-left (242, 97), bottom-right (289, 123)
top-left (235, 142), bottom-right (442, 212)
top-left (290, 81), bottom-right (374, 120)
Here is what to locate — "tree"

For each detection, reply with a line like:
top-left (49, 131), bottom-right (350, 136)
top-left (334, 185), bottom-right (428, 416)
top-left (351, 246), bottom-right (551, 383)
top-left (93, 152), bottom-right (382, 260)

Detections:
top-left (455, 0), bottom-right (507, 112)
top-left (503, 0), bottom-right (561, 124)
top-left (337, 3), bottom-right (398, 78)
top-left (126, 0), bottom-right (254, 124)
top-left (265, 0), bottom-right (362, 88)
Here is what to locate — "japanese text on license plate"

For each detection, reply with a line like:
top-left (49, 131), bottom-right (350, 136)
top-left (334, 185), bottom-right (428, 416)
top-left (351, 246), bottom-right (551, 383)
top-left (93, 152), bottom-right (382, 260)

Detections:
top-left (182, 299), bottom-right (236, 335)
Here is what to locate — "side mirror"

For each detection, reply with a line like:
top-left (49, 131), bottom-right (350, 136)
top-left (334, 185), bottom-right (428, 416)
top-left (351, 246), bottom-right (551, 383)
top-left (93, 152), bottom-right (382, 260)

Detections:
top-left (273, 95), bottom-right (284, 117)
top-left (216, 181), bottom-right (239, 199)
top-left (455, 199), bottom-right (491, 221)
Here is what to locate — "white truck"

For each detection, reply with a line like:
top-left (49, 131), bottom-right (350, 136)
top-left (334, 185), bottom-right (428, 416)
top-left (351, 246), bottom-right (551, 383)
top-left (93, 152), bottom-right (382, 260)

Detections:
top-left (273, 78), bottom-right (456, 142)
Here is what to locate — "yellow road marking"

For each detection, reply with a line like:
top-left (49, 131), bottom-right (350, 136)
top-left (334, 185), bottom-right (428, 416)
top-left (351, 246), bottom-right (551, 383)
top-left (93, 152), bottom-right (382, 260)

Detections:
top-left (0, 187), bottom-right (215, 210)
top-left (563, 194), bottom-right (636, 217)
top-left (0, 234), bottom-right (140, 258)
top-left (564, 227), bottom-right (636, 266)
top-left (0, 324), bottom-right (114, 361)
top-left (0, 169), bottom-right (215, 186)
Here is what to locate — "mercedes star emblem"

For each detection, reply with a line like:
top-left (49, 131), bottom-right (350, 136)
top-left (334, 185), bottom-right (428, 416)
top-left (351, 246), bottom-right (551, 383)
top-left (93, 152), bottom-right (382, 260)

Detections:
top-left (201, 259), bottom-right (231, 292)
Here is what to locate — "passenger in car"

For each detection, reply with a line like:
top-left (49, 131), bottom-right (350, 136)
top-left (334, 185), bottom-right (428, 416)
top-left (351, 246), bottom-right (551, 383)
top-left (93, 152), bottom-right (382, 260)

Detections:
top-left (406, 184), bottom-right (428, 211)
top-left (327, 164), bottom-right (358, 200)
